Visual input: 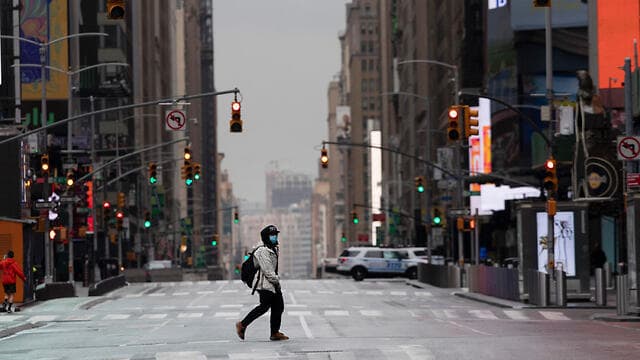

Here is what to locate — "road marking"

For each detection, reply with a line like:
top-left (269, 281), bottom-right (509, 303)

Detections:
top-left (197, 291), bottom-right (215, 295)
top-left (154, 306), bottom-right (176, 310)
top-left (444, 310), bottom-right (459, 319)
top-left (342, 291), bottom-right (359, 295)
top-left (222, 289), bottom-right (238, 293)
top-left (186, 305), bottom-right (209, 309)
top-left (287, 304), bottom-right (308, 308)
top-left (447, 320), bottom-right (493, 336)
top-left (180, 281), bottom-right (193, 286)
top-left (401, 345), bottom-right (436, 360)
top-left (318, 290), bottom-right (335, 294)
top-left (366, 291), bottom-right (383, 295)
top-left (0, 315), bottom-right (23, 322)
top-left (140, 314), bottom-right (168, 319)
top-left (430, 310), bottom-right (445, 319)
top-left (149, 293), bottom-right (166, 297)
top-left (156, 351), bottom-right (206, 360)
top-left (325, 310), bottom-right (349, 316)
top-left (504, 310), bottom-right (529, 320)
top-left (64, 314), bottom-right (94, 321)
top-left (299, 315), bottom-right (314, 338)
top-left (125, 294), bottom-right (142, 298)
top-left (414, 291), bottom-right (433, 297)
top-left (229, 352), bottom-right (280, 359)
top-left (540, 311), bottom-right (570, 321)
top-left (469, 310), bottom-right (499, 320)
top-left (103, 314), bottom-right (130, 320)
top-left (220, 304), bottom-right (243, 308)
top-left (173, 292), bottom-right (190, 296)
top-left (390, 291), bottom-right (407, 296)
top-left (360, 310), bottom-right (382, 317)
top-left (214, 312), bottom-right (240, 318)
top-left (178, 313), bottom-right (203, 318)
top-left (295, 290), bottom-right (311, 294)
top-left (26, 315), bottom-right (57, 323)
top-left (287, 311), bottom-right (312, 316)
top-left (232, 280), bottom-right (243, 285)
top-left (289, 292), bottom-right (298, 305)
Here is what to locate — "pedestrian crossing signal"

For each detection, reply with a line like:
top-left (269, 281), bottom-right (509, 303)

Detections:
top-left (230, 101), bottom-right (243, 133)
top-left (107, 0), bottom-right (125, 19)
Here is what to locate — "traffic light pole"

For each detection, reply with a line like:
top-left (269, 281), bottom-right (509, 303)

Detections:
top-left (545, 6), bottom-right (556, 276)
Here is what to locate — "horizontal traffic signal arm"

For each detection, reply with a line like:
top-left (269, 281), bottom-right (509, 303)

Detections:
top-left (352, 203), bottom-right (428, 225)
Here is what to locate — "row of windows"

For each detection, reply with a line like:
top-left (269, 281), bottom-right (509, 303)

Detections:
top-left (360, 23), bottom-right (378, 36)
top-left (361, 78), bottom-right (379, 93)
top-left (361, 97), bottom-right (379, 111)
top-left (361, 58), bottom-right (378, 72)
top-left (360, 40), bottom-right (377, 54)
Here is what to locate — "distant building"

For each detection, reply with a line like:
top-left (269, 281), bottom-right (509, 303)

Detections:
top-left (266, 166), bottom-right (312, 210)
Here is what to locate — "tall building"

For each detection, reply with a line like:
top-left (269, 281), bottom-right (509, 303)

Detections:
top-left (266, 165), bottom-right (312, 210)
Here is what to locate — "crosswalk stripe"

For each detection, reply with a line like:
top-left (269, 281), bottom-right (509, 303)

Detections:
top-left (221, 289), bottom-right (238, 293)
top-left (220, 304), bottom-right (243, 308)
top-left (401, 345), bottom-right (436, 360)
top-left (391, 291), bottom-right (407, 296)
top-left (125, 294), bottom-right (142, 298)
top-left (197, 291), bottom-right (215, 295)
top-left (103, 314), bottom-right (130, 320)
top-left (431, 310), bottom-right (446, 319)
top-left (156, 351), bottom-right (206, 360)
top-left (325, 310), bottom-right (349, 316)
top-left (172, 292), bottom-right (189, 296)
top-left (539, 311), bottom-right (570, 321)
top-left (196, 280), bottom-right (211, 285)
top-left (360, 310), bottom-right (382, 316)
top-left (149, 293), bottom-right (166, 297)
top-left (0, 315), bottom-right (23, 322)
top-left (228, 352), bottom-right (280, 359)
top-left (504, 310), bottom-right (529, 320)
top-left (469, 310), bottom-right (499, 320)
top-left (178, 313), bottom-right (203, 318)
top-left (366, 291), bottom-right (383, 295)
top-left (443, 310), bottom-right (459, 319)
top-left (214, 312), bottom-right (240, 317)
top-left (318, 290), bottom-right (335, 294)
top-left (414, 291), bottom-right (433, 296)
top-left (295, 290), bottom-right (311, 294)
top-left (287, 311), bottom-right (312, 316)
top-left (64, 314), bottom-right (95, 321)
top-left (180, 281), bottom-right (193, 286)
top-left (27, 315), bottom-right (57, 323)
top-left (186, 305), bottom-right (209, 309)
top-left (342, 291), bottom-right (359, 295)
top-left (140, 314), bottom-right (168, 319)
top-left (287, 304), bottom-right (308, 308)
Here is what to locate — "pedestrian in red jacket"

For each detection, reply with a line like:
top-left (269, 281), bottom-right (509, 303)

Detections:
top-left (1, 251), bottom-right (26, 313)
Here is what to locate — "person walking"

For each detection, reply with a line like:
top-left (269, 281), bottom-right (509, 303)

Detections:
top-left (1, 251), bottom-right (26, 313)
top-left (236, 225), bottom-right (289, 341)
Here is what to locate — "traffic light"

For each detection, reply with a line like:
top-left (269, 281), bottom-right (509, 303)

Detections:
top-left (341, 232), bottom-right (347, 243)
top-left (115, 210), bottom-right (124, 230)
top-left (543, 157), bottom-right (558, 193)
top-left (41, 154), bottom-right (50, 174)
top-left (447, 106), bottom-right (462, 142)
top-left (351, 211), bottom-right (359, 224)
top-left (230, 101), bottom-right (242, 132)
top-left (103, 202), bottom-right (112, 227)
top-left (320, 148), bottom-right (329, 168)
top-left (144, 211), bottom-right (151, 229)
top-left (49, 228), bottom-right (57, 241)
top-left (533, 0), bottom-right (551, 7)
top-left (182, 160), bottom-right (193, 186)
top-left (117, 192), bottom-right (126, 209)
top-left (211, 234), bottom-right (219, 247)
top-left (432, 208), bottom-right (442, 227)
top-left (183, 147), bottom-right (192, 161)
top-left (180, 236), bottom-right (188, 253)
top-left (66, 171), bottom-right (75, 187)
top-left (415, 176), bottom-right (425, 193)
top-left (193, 163), bottom-right (201, 181)
top-left (464, 105), bottom-right (479, 139)
top-left (456, 216), bottom-right (475, 232)
top-left (106, 0), bottom-right (125, 19)
top-left (233, 211), bottom-right (239, 224)
top-left (148, 162), bottom-right (157, 184)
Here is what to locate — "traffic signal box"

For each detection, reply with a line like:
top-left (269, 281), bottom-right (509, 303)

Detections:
top-left (193, 163), bottom-right (201, 181)
top-left (144, 211), bottom-right (152, 229)
top-left (447, 106), bottom-right (462, 143)
top-left (351, 211), bottom-right (359, 224)
top-left (432, 207), bottom-right (443, 227)
top-left (116, 210), bottom-right (124, 230)
top-left (464, 106), bottom-right (479, 139)
top-left (230, 101), bottom-right (242, 133)
top-left (117, 192), bottom-right (126, 209)
top-left (182, 160), bottom-right (193, 186)
top-left (148, 162), bottom-right (157, 184)
top-left (103, 201), bottom-right (112, 228)
top-left (66, 171), bottom-right (75, 187)
top-left (320, 148), bottom-right (329, 168)
top-left (233, 211), bottom-right (239, 224)
top-left (456, 216), bottom-right (475, 232)
top-left (107, 0), bottom-right (125, 19)
top-left (543, 158), bottom-right (558, 194)
top-left (415, 176), bottom-right (425, 193)
top-left (183, 147), bottom-right (192, 161)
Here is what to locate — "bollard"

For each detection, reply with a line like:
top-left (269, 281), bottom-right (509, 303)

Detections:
top-left (595, 268), bottom-right (606, 306)
top-left (555, 270), bottom-right (567, 307)
top-left (616, 274), bottom-right (629, 316)
top-left (603, 262), bottom-right (612, 288)
top-left (538, 271), bottom-right (549, 307)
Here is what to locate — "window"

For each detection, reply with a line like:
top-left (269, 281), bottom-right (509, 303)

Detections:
top-left (365, 250), bottom-right (383, 258)
top-left (361, 59), bottom-right (367, 72)
top-left (384, 251), bottom-right (400, 260)
top-left (369, 59), bottom-right (374, 71)
top-left (362, 97), bottom-right (368, 111)
top-left (361, 79), bottom-right (368, 93)
top-left (361, 41), bottom-right (367, 53)
top-left (396, 251), bottom-right (409, 259)
top-left (361, 24), bottom-right (367, 35)
top-left (340, 250), bottom-right (360, 257)
top-left (413, 250), bottom-right (427, 257)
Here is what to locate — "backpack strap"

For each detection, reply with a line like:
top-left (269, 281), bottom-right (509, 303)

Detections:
top-left (251, 268), bottom-right (261, 295)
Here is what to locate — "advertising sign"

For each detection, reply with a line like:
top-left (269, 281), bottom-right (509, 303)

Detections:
top-left (536, 211), bottom-right (576, 276)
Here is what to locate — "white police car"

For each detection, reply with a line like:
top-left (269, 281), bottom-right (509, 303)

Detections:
top-left (336, 247), bottom-right (434, 281)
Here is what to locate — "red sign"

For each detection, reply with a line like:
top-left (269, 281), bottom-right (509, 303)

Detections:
top-left (627, 173), bottom-right (640, 187)
top-left (372, 213), bottom-right (386, 222)
top-left (357, 234), bottom-right (369, 242)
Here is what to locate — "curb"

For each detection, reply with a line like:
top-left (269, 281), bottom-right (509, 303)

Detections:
top-left (453, 291), bottom-right (530, 309)
top-left (592, 313), bottom-right (640, 322)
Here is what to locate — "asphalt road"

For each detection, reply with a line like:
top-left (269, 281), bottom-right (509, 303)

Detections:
top-left (0, 279), bottom-right (639, 359)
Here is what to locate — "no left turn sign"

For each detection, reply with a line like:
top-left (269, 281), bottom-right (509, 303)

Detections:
top-left (617, 136), bottom-right (640, 160)
top-left (165, 109), bottom-right (187, 131)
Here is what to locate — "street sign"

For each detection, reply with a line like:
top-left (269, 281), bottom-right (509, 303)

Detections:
top-left (165, 109), bottom-right (187, 131)
top-left (617, 136), bottom-right (640, 160)
top-left (34, 201), bottom-right (53, 209)
top-left (627, 173), bottom-right (640, 188)
top-left (60, 195), bottom-right (81, 203)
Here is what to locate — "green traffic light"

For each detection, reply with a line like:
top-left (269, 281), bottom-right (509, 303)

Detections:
top-left (211, 240), bottom-right (217, 246)
top-left (433, 216), bottom-right (441, 225)
top-left (353, 218), bottom-right (359, 224)
top-left (194, 173), bottom-right (200, 181)
top-left (341, 236), bottom-right (347, 243)
top-left (417, 185), bottom-right (425, 193)
top-left (185, 178), bottom-right (193, 186)
top-left (144, 220), bottom-right (151, 228)
top-left (149, 176), bottom-right (157, 184)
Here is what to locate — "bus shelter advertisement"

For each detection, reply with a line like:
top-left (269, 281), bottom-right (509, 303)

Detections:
top-left (536, 211), bottom-right (576, 276)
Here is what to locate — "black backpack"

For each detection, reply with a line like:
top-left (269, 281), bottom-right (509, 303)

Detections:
top-left (241, 246), bottom-right (263, 292)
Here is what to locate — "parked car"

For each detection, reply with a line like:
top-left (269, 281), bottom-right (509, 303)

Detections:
top-left (143, 260), bottom-right (172, 282)
top-left (336, 247), bottom-right (432, 281)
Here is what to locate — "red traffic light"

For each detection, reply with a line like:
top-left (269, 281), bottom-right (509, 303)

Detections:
top-left (448, 108), bottom-right (459, 118)
top-left (545, 159), bottom-right (555, 169)
top-left (231, 101), bottom-right (241, 111)
top-left (116, 211), bottom-right (124, 219)
top-left (103, 201), bottom-right (111, 209)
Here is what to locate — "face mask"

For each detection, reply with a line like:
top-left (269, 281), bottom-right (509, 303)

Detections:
top-left (269, 234), bottom-right (278, 244)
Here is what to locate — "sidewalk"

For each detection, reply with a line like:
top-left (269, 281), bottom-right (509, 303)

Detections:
top-left (406, 279), bottom-right (640, 322)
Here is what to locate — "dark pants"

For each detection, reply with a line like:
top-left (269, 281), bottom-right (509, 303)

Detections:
top-left (241, 289), bottom-right (284, 334)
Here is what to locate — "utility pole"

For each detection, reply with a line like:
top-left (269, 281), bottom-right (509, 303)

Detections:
top-left (545, 5), bottom-right (556, 276)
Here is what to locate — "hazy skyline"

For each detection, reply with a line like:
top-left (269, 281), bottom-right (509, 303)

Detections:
top-left (214, 0), bottom-right (350, 203)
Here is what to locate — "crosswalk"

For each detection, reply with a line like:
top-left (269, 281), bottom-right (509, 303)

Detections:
top-left (0, 308), bottom-right (573, 323)
top-left (123, 289), bottom-right (434, 298)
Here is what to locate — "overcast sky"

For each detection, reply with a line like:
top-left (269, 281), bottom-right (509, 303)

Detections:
top-left (213, 0), bottom-right (349, 204)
